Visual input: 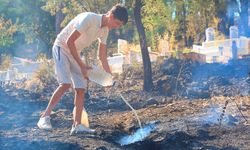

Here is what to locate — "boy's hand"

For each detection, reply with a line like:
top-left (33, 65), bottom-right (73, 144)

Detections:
top-left (81, 65), bottom-right (92, 80)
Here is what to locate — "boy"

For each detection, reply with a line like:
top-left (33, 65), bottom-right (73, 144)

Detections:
top-left (37, 4), bottom-right (128, 135)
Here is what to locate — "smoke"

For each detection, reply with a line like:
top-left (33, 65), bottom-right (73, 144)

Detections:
top-left (191, 105), bottom-right (239, 127)
top-left (13, 37), bottom-right (48, 60)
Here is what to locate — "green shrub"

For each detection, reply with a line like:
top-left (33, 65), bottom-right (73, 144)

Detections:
top-left (0, 54), bottom-right (11, 71)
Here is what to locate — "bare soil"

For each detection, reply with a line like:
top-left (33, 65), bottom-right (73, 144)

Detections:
top-left (1, 86), bottom-right (250, 150)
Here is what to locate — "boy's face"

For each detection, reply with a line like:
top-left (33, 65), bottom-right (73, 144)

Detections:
top-left (108, 14), bottom-right (124, 29)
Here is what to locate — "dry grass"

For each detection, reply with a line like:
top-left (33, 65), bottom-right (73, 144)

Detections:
top-left (24, 61), bottom-right (56, 93)
top-left (0, 55), bottom-right (11, 71)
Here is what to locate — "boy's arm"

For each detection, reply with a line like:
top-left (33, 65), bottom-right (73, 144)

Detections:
top-left (66, 29), bottom-right (90, 79)
top-left (98, 42), bottom-right (111, 74)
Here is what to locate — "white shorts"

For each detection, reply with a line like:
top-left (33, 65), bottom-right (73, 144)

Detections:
top-left (52, 45), bottom-right (87, 89)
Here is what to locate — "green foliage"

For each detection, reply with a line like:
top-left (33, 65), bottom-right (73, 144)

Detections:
top-left (0, 16), bottom-right (18, 48)
top-left (0, 0), bottom-right (244, 57)
top-left (42, 0), bottom-right (121, 27)
top-left (41, 0), bottom-right (124, 58)
top-left (142, 0), bottom-right (172, 51)
top-left (19, 1), bottom-right (55, 44)
top-left (140, 0), bottom-right (229, 49)
top-left (186, 0), bottom-right (216, 43)
top-left (0, 0), bottom-right (55, 56)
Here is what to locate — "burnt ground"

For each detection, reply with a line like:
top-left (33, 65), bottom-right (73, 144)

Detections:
top-left (1, 58), bottom-right (250, 149)
top-left (1, 86), bottom-right (250, 150)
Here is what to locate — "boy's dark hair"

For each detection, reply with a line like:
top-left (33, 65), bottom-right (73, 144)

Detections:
top-left (110, 4), bottom-right (128, 24)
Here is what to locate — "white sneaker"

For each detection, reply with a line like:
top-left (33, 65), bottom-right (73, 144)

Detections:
top-left (70, 124), bottom-right (95, 135)
top-left (37, 116), bottom-right (52, 130)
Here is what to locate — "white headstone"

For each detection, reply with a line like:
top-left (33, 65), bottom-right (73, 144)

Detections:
top-left (230, 26), bottom-right (238, 39)
top-left (205, 27), bottom-right (215, 42)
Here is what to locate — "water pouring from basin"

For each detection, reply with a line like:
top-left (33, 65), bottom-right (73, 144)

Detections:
top-left (117, 121), bottom-right (158, 146)
top-left (118, 94), bottom-right (159, 146)
top-left (120, 94), bottom-right (142, 129)
top-left (88, 69), bottom-right (159, 145)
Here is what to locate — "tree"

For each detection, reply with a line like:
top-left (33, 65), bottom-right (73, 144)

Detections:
top-left (134, 0), bottom-right (153, 92)
top-left (55, 2), bottom-right (65, 34)
top-left (186, 0), bottom-right (217, 43)
top-left (239, 0), bottom-right (249, 37)
top-left (0, 0), bottom-right (55, 56)
top-left (41, 0), bottom-right (124, 55)
top-left (142, 0), bottom-right (170, 51)
top-left (174, 0), bottom-right (189, 46)
top-left (42, 0), bottom-right (121, 28)
top-left (0, 16), bottom-right (19, 54)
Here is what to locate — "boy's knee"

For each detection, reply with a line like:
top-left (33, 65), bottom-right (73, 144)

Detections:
top-left (75, 88), bottom-right (85, 95)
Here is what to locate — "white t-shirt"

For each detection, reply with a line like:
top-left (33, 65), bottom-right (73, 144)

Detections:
top-left (54, 12), bottom-right (109, 53)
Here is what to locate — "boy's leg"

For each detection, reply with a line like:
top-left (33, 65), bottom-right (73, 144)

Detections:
top-left (68, 52), bottom-right (87, 126)
top-left (67, 48), bottom-right (94, 134)
top-left (37, 83), bottom-right (70, 130)
top-left (38, 45), bottom-right (71, 130)
top-left (70, 88), bottom-right (95, 134)
top-left (42, 83), bottom-right (71, 117)
top-left (42, 46), bottom-right (71, 117)
top-left (73, 88), bottom-right (85, 126)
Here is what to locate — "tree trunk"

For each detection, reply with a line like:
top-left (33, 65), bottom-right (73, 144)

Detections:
top-left (182, 1), bottom-right (187, 47)
top-left (215, 1), bottom-right (228, 35)
top-left (55, 2), bottom-right (65, 34)
top-left (133, 0), bottom-right (153, 92)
